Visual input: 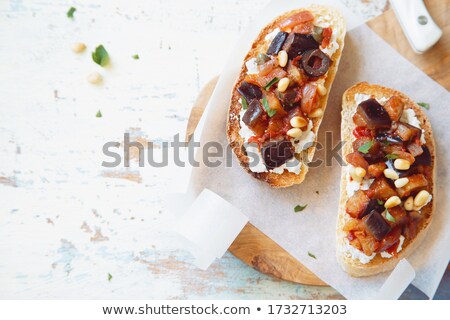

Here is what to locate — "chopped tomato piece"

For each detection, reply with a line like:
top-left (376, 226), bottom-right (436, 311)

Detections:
top-left (280, 11), bottom-right (314, 30)
top-left (353, 126), bottom-right (372, 138)
top-left (321, 27), bottom-right (332, 47)
top-left (300, 83), bottom-right (319, 114)
top-left (292, 22), bottom-right (314, 34)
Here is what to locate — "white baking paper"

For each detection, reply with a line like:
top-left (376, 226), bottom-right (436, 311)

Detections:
top-left (174, 1), bottom-right (450, 299)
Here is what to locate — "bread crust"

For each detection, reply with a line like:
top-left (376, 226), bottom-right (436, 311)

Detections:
top-left (226, 5), bottom-right (346, 187)
top-left (337, 82), bottom-right (436, 277)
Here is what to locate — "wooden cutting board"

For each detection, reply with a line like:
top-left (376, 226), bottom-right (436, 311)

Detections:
top-left (185, 0), bottom-right (449, 286)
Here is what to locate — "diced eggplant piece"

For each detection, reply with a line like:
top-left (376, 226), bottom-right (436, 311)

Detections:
top-left (346, 190), bottom-right (370, 219)
top-left (403, 211), bottom-right (424, 240)
top-left (276, 86), bottom-right (301, 111)
top-left (238, 81), bottom-right (262, 101)
top-left (407, 140), bottom-right (424, 157)
top-left (343, 219), bottom-right (363, 232)
top-left (414, 146), bottom-right (431, 166)
top-left (301, 49), bottom-right (331, 77)
top-left (362, 210), bottom-right (392, 241)
top-left (394, 122), bottom-right (421, 142)
top-left (368, 177), bottom-right (398, 200)
top-left (261, 139), bottom-right (294, 169)
top-left (282, 33), bottom-right (319, 59)
top-left (353, 112), bottom-right (368, 127)
top-left (266, 31), bottom-right (288, 55)
top-left (242, 100), bottom-right (263, 127)
top-left (382, 206), bottom-right (407, 228)
top-left (352, 136), bottom-right (377, 153)
top-left (354, 230), bottom-right (380, 256)
top-left (396, 173), bottom-right (428, 198)
top-left (361, 198), bottom-right (385, 219)
top-left (356, 99), bottom-right (391, 130)
top-left (383, 96), bottom-right (404, 121)
top-left (368, 162), bottom-right (387, 178)
top-left (376, 132), bottom-right (403, 145)
top-left (345, 152), bottom-right (369, 170)
top-left (378, 227), bottom-right (401, 252)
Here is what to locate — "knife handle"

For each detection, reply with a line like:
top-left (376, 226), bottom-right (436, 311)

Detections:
top-left (390, 0), bottom-right (442, 54)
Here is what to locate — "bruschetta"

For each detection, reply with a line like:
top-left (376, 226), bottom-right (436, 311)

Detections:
top-left (227, 5), bottom-right (346, 187)
top-left (337, 82), bottom-right (436, 277)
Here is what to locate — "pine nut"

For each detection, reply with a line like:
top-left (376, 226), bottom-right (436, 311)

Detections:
top-left (413, 190), bottom-right (430, 207)
top-left (404, 196), bottom-right (414, 211)
top-left (287, 128), bottom-right (302, 138)
top-left (384, 196), bottom-right (401, 209)
top-left (394, 158), bottom-right (411, 170)
top-left (349, 166), bottom-right (362, 182)
top-left (309, 108), bottom-right (323, 118)
top-left (354, 167), bottom-right (366, 179)
top-left (277, 77), bottom-right (290, 92)
top-left (72, 42), bottom-right (86, 53)
top-left (317, 83), bottom-right (327, 96)
top-left (394, 177), bottom-right (409, 188)
top-left (384, 168), bottom-right (399, 180)
top-left (278, 50), bottom-right (288, 67)
top-left (87, 72), bottom-right (102, 84)
top-left (290, 116), bottom-right (307, 128)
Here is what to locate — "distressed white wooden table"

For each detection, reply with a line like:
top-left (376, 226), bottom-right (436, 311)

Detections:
top-left (0, 0), bottom-right (388, 299)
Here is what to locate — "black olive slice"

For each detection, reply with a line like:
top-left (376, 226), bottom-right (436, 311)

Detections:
top-left (282, 33), bottom-right (319, 59)
top-left (261, 139), bottom-right (295, 169)
top-left (266, 32), bottom-right (288, 55)
top-left (301, 49), bottom-right (330, 78)
top-left (238, 81), bottom-right (262, 101)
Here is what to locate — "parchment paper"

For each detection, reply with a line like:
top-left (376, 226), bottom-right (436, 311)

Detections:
top-left (182, 2), bottom-right (450, 299)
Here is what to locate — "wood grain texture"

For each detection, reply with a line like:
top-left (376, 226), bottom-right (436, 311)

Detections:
top-left (367, 0), bottom-right (450, 90)
top-left (185, 0), bottom-right (449, 289)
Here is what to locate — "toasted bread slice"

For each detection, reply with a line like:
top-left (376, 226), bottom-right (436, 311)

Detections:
top-left (227, 5), bottom-right (346, 187)
top-left (337, 82), bottom-right (436, 277)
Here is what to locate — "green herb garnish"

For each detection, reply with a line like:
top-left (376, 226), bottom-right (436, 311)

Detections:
top-left (67, 7), bottom-right (76, 18)
top-left (96, 110), bottom-right (102, 118)
top-left (385, 209), bottom-right (396, 223)
top-left (92, 45), bottom-right (110, 67)
top-left (107, 273), bottom-right (113, 281)
top-left (417, 102), bottom-right (430, 110)
top-left (358, 140), bottom-right (374, 154)
top-left (294, 204), bottom-right (307, 212)
top-left (263, 77), bottom-right (280, 91)
top-left (132, 54), bottom-right (140, 60)
top-left (241, 97), bottom-right (248, 110)
top-left (377, 199), bottom-right (384, 205)
top-left (386, 153), bottom-right (399, 160)
top-left (262, 97), bottom-right (276, 117)
top-left (308, 252), bottom-right (317, 259)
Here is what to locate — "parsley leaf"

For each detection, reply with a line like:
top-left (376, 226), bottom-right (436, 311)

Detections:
top-left (308, 252), bottom-right (317, 259)
top-left (294, 204), bottom-right (307, 212)
top-left (96, 110), bottom-right (102, 118)
top-left (417, 102), bottom-right (430, 110)
top-left (358, 140), bottom-right (374, 154)
top-left (67, 7), bottom-right (76, 18)
top-left (263, 77), bottom-right (279, 91)
top-left (262, 97), bottom-right (276, 117)
top-left (377, 199), bottom-right (384, 205)
top-left (386, 153), bottom-right (399, 160)
top-left (107, 273), bottom-right (113, 281)
top-left (241, 97), bottom-right (248, 110)
top-left (385, 209), bottom-right (396, 223)
top-left (132, 54), bottom-right (140, 60)
top-left (92, 45), bottom-right (110, 67)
